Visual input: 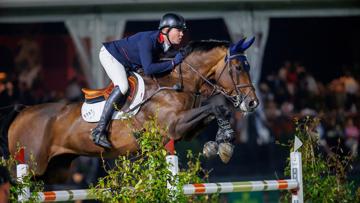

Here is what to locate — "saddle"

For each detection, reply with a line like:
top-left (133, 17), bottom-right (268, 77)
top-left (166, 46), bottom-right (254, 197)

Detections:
top-left (81, 72), bottom-right (145, 122)
top-left (82, 73), bottom-right (138, 104)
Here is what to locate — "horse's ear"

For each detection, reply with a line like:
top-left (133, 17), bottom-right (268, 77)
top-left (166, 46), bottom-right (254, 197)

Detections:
top-left (240, 36), bottom-right (255, 51)
top-left (230, 37), bottom-right (247, 54)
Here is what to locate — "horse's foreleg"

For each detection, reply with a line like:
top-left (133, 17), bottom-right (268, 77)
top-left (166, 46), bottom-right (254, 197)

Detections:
top-left (201, 94), bottom-right (235, 142)
top-left (171, 104), bottom-right (215, 140)
top-left (171, 95), bottom-right (233, 140)
top-left (184, 94), bottom-right (236, 163)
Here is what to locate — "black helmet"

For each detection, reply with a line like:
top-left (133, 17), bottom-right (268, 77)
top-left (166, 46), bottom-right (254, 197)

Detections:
top-left (158, 13), bottom-right (187, 30)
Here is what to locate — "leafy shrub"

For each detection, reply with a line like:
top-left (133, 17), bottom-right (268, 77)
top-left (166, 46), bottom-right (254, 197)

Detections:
top-left (0, 148), bottom-right (43, 202)
top-left (282, 117), bottom-right (358, 203)
top-left (90, 116), bottom-right (219, 203)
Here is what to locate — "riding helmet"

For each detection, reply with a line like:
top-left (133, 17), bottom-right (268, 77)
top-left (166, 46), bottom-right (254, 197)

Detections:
top-left (158, 13), bottom-right (187, 30)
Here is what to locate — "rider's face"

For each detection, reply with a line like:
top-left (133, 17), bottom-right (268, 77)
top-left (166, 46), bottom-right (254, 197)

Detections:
top-left (166, 28), bottom-right (184, 45)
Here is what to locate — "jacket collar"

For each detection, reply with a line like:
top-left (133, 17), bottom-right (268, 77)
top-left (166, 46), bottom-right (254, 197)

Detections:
top-left (158, 32), bottom-right (171, 52)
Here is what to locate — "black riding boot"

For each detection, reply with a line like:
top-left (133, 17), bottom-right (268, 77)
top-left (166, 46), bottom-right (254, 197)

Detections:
top-left (91, 86), bottom-right (124, 149)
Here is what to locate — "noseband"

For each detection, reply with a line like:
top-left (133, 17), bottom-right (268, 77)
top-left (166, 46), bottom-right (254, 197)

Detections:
top-left (182, 49), bottom-right (254, 109)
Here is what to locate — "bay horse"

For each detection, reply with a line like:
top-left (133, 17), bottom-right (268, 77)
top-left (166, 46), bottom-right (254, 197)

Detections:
top-left (0, 38), bottom-right (259, 183)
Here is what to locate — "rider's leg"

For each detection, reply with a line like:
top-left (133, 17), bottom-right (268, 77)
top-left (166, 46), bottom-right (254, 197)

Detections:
top-left (91, 46), bottom-right (129, 149)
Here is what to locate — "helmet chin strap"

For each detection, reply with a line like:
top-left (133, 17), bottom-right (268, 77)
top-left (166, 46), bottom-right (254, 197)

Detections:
top-left (161, 28), bottom-right (174, 46)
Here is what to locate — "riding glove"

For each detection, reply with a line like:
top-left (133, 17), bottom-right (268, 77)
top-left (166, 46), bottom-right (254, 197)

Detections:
top-left (172, 52), bottom-right (184, 67)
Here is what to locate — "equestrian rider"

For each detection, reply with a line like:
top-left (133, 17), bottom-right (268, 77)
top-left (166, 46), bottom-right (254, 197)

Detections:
top-left (92, 13), bottom-right (187, 149)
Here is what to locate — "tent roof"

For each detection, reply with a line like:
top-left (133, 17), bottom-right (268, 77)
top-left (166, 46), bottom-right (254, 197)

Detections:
top-left (1, 0), bottom-right (359, 13)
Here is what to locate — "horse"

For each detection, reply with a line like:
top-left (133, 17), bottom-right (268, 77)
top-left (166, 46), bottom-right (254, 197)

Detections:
top-left (0, 37), bottom-right (259, 184)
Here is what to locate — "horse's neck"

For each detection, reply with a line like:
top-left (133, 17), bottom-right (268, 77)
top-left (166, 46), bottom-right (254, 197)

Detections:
top-left (180, 48), bottom-right (227, 93)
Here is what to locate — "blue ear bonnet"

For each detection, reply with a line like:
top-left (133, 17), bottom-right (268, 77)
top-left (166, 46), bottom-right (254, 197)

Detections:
top-left (227, 37), bottom-right (255, 71)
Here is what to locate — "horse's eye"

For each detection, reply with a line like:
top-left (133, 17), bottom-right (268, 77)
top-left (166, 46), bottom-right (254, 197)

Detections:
top-left (236, 65), bottom-right (242, 71)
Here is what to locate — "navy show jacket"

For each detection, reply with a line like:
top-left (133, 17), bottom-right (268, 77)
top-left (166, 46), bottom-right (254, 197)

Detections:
top-left (103, 30), bottom-right (174, 75)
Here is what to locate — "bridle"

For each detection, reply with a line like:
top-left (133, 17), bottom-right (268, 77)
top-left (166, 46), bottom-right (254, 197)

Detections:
top-left (182, 49), bottom-right (254, 108)
top-left (123, 48), bottom-right (255, 114)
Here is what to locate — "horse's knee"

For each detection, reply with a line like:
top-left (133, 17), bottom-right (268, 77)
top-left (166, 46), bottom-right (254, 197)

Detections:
top-left (212, 105), bottom-right (231, 119)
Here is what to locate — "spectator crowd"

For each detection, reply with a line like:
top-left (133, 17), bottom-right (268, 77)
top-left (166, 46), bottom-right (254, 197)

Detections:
top-left (0, 39), bottom-right (85, 108)
top-left (260, 61), bottom-right (360, 158)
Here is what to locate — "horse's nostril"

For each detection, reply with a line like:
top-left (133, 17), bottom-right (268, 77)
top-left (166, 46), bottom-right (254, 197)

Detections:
top-left (248, 100), bottom-right (257, 108)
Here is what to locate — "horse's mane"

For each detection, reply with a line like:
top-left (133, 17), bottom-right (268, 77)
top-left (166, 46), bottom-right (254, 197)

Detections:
top-left (182, 39), bottom-right (230, 57)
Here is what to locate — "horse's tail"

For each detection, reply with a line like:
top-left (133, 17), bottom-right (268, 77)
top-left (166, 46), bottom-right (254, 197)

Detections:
top-left (0, 104), bottom-right (25, 158)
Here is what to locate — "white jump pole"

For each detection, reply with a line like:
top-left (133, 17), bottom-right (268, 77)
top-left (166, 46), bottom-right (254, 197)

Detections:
top-left (17, 163), bottom-right (30, 202)
top-left (16, 148), bottom-right (30, 202)
top-left (37, 190), bottom-right (96, 202)
top-left (291, 136), bottom-right (304, 203)
top-left (166, 139), bottom-right (179, 194)
top-left (35, 179), bottom-right (299, 201)
top-left (165, 139), bottom-right (178, 176)
top-left (183, 179), bottom-right (299, 194)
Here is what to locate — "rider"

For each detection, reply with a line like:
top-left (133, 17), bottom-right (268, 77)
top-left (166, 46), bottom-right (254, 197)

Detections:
top-left (91, 13), bottom-right (187, 149)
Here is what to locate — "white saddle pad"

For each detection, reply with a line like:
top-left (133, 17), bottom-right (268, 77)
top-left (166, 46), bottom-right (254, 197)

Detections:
top-left (81, 72), bottom-right (145, 122)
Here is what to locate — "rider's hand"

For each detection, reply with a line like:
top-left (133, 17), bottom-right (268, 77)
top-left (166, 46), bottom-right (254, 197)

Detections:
top-left (172, 52), bottom-right (184, 67)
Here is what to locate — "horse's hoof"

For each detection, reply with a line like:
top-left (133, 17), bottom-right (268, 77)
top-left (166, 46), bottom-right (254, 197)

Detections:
top-left (203, 141), bottom-right (218, 159)
top-left (218, 142), bottom-right (234, 164)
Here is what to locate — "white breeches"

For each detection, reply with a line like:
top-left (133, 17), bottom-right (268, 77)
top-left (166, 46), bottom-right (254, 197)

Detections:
top-left (99, 46), bottom-right (129, 94)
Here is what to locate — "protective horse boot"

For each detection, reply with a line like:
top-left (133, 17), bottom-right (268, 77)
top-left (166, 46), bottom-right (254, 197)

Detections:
top-left (202, 118), bottom-right (236, 162)
top-left (216, 118), bottom-right (235, 143)
top-left (91, 86), bottom-right (124, 149)
top-left (216, 118), bottom-right (235, 163)
top-left (202, 103), bottom-right (235, 162)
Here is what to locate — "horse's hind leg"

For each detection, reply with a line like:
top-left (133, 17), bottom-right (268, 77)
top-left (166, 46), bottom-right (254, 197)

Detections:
top-left (37, 154), bottom-right (78, 185)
